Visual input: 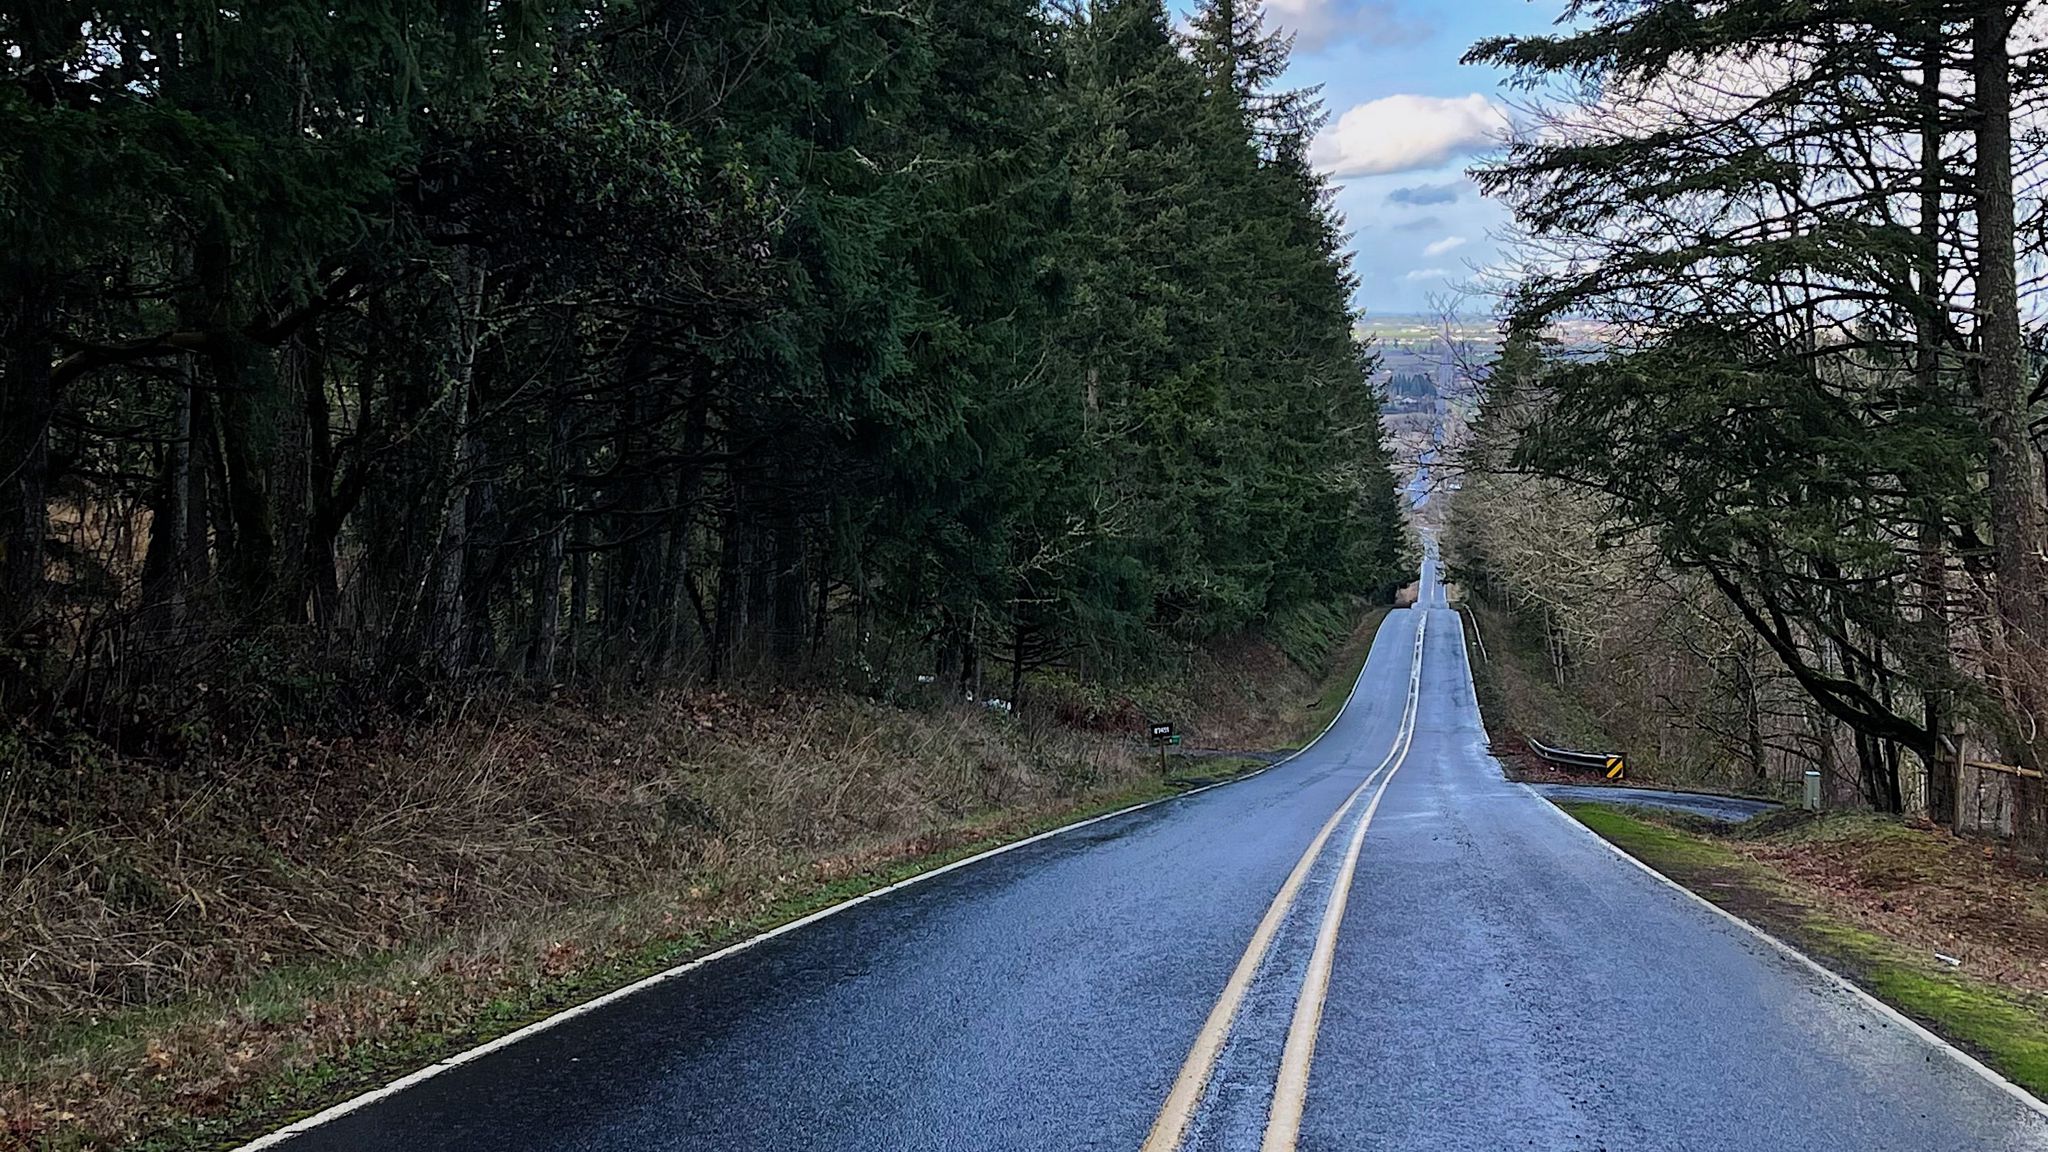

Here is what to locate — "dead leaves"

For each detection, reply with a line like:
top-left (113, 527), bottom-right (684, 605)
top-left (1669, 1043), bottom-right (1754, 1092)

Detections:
top-left (1736, 819), bottom-right (2048, 997)
top-left (142, 1039), bottom-right (175, 1077)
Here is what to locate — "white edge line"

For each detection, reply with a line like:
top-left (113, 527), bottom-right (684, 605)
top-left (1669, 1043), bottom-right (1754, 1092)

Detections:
top-left (1527, 791), bottom-right (2048, 1124)
top-left (1440, 595), bottom-right (2048, 1122)
top-left (1443, 602), bottom-right (2048, 1126)
top-left (237, 611), bottom-right (1416, 1149)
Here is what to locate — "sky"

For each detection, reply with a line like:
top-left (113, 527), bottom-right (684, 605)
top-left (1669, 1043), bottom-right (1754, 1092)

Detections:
top-left (1172, 1), bottom-right (1568, 316)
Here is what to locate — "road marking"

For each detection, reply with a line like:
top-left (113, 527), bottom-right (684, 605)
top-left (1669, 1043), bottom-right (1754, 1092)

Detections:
top-left (1261, 616), bottom-right (1426, 1151)
top-left (1142, 611), bottom-right (1428, 1152)
top-left (1433, 590), bottom-right (2048, 1127)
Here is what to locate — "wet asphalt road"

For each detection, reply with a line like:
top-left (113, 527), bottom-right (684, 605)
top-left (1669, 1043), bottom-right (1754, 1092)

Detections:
top-left (1526, 784), bottom-right (1781, 824)
top-left (263, 551), bottom-right (2048, 1151)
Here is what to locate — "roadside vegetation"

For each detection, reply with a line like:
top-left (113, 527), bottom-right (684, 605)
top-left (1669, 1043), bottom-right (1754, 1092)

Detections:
top-left (1563, 804), bottom-right (2048, 1098)
top-left (1457, 601), bottom-right (1634, 782)
top-left (1450, 3), bottom-right (2048, 856)
top-left (1450, 7), bottom-right (2048, 1086)
top-left (1461, 522), bottom-right (2048, 1097)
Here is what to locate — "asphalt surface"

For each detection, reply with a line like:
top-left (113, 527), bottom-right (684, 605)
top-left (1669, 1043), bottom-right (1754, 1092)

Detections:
top-left (1527, 783), bottom-right (1781, 823)
top-left (261, 548), bottom-right (2048, 1151)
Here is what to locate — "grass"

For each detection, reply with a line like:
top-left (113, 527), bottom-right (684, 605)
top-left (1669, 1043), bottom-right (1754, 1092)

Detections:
top-left (1852, 956), bottom-right (2048, 1090)
top-left (2, 692), bottom-right (1161, 1150)
top-left (204, 779), bottom-right (1209, 1151)
top-left (1567, 804), bottom-right (1739, 871)
top-left (1560, 802), bottom-right (2048, 1099)
top-left (19, 769), bottom-right (1207, 1152)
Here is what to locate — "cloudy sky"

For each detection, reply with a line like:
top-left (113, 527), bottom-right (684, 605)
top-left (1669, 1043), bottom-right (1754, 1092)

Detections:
top-left (1173, 0), bottom-right (1564, 316)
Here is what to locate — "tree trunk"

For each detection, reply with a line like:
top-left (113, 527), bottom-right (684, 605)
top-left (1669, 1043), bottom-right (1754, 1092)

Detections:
top-left (1919, 28), bottom-right (1959, 828)
top-left (810, 553), bottom-right (831, 665)
top-left (427, 250), bottom-right (486, 676)
top-left (1974, 5), bottom-right (2048, 850)
top-left (142, 357), bottom-right (195, 647)
top-left (710, 483), bottom-right (742, 685)
top-left (273, 338), bottom-right (316, 626)
top-left (1, 291), bottom-right (54, 661)
top-left (568, 512), bottom-right (590, 676)
top-left (1737, 652), bottom-right (1767, 786)
top-left (213, 345), bottom-right (279, 608)
top-left (305, 334), bottom-right (346, 635)
top-left (658, 372), bottom-right (711, 673)
top-left (530, 356), bottom-right (571, 682)
top-left (769, 502), bottom-right (806, 672)
top-left (186, 384), bottom-right (216, 590)
top-left (1010, 610), bottom-right (1027, 708)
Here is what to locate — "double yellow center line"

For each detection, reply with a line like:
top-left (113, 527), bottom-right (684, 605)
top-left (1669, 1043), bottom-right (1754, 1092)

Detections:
top-left (1141, 611), bottom-right (1429, 1152)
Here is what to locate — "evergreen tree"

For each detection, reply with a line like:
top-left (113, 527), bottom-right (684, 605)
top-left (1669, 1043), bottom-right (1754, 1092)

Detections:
top-left (0, 0), bottom-right (1409, 733)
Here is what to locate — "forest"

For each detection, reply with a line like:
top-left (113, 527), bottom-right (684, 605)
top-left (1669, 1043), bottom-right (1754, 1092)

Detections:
top-left (0, 1), bottom-right (1409, 744)
top-left (1448, 0), bottom-right (2048, 856)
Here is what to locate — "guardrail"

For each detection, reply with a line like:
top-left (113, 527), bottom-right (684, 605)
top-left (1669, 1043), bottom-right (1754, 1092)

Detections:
top-left (1459, 605), bottom-right (1489, 664)
top-left (1526, 736), bottom-right (1628, 780)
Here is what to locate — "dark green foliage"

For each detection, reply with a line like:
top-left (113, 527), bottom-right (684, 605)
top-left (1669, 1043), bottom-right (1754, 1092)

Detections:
top-left (0, 0), bottom-right (1405, 733)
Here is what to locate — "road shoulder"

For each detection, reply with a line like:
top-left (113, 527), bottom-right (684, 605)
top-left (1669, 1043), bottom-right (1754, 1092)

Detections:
top-left (1551, 800), bottom-right (2048, 1106)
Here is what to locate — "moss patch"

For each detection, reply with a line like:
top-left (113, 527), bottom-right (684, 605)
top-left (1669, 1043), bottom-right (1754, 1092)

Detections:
top-left (1565, 804), bottom-right (1749, 872)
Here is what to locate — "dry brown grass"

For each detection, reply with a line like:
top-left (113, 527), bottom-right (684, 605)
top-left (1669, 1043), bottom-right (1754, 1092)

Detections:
top-left (1732, 813), bottom-right (2048, 996)
top-left (0, 690), bottom-right (1147, 1149)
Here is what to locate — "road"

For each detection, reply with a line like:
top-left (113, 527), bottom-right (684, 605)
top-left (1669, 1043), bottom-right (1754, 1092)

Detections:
top-left (256, 548), bottom-right (2048, 1151)
top-left (1526, 783), bottom-right (1781, 824)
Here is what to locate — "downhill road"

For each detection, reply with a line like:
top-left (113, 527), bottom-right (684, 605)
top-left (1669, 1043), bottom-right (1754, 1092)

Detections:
top-left (254, 549), bottom-right (2048, 1151)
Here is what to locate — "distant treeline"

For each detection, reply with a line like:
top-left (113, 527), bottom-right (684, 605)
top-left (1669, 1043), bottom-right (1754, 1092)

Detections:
top-left (1386, 373), bottom-right (1438, 401)
top-left (0, 1), bottom-right (1408, 736)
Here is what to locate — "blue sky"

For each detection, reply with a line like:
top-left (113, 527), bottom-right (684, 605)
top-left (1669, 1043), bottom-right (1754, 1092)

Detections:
top-left (1172, 1), bottom-right (1567, 315)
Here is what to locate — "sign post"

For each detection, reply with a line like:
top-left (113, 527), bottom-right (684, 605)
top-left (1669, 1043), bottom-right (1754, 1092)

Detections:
top-left (1149, 722), bottom-right (1177, 774)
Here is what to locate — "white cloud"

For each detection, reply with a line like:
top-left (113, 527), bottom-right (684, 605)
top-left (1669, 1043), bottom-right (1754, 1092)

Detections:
top-left (1266, 0), bottom-right (1430, 54)
top-left (1404, 268), bottom-right (1450, 281)
top-left (1423, 236), bottom-right (1468, 258)
top-left (1313, 93), bottom-right (1511, 179)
